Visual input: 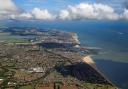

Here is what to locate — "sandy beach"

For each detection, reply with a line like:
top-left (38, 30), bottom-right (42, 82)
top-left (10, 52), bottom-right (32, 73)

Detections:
top-left (82, 55), bottom-right (98, 70)
top-left (82, 55), bottom-right (108, 78)
top-left (82, 55), bottom-right (117, 88)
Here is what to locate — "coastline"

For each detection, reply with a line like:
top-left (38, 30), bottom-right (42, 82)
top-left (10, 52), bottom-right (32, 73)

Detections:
top-left (82, 55), bottom-right (100, 72)
top-left (82, 55), bottom-right (118, 89)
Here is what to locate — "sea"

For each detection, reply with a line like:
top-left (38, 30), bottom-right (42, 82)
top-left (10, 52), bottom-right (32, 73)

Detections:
top-left (1, 20), bottom-right (128, 89)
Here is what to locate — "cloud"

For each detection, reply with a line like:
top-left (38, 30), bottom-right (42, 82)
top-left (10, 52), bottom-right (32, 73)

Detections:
top-left (0, 0), bottom-right (55, 20)
top-left (58, 3), bottom-right (119, 20)
top-left (18, 13), bottom-right (33, 19)
top-left (0, 0), bottom-right (18, 12)
top-left (12, 8), bottom-right (55, 20)
top-left (121, 9), bottom-right (128, 19)
top-left (0, 0), bottom-right (19, 19)
top-left (31, 8), bottom-right (55, 20)
top-left (0, 1), bottom-right (128, 21)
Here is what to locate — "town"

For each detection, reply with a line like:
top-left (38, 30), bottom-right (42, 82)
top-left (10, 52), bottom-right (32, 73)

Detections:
top-left (0, 28), bottom-right (117, 89)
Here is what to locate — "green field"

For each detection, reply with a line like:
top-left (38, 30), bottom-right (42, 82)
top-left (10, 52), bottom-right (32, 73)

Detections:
top-left (19, 85), bottom-right (33, 89)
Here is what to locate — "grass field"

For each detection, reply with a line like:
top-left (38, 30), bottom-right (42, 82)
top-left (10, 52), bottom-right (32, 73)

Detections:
top-left (84, 83), bottom-right (116, 89)
top-left (0, 38), bottom-right (31, 44)
top-left (19, 85), bottom-right (33, 89)
top-left (0, 32), bottom-right (10, 36)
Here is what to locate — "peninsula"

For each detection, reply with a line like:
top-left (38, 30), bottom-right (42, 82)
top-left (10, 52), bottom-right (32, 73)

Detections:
top-left (0, 27), bottom-right (117, 89)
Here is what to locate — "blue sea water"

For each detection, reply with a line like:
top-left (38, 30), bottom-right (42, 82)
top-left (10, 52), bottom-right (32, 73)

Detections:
top-left (1, 20), bottom-right (128, 89)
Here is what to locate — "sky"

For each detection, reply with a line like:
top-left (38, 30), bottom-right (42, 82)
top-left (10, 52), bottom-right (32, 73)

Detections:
top-left (0, 0), bottom-right (128, 20)
top-left (14, 0), bottom-right (127, 13)
top-left (14, 0), bottom-right (96, 12)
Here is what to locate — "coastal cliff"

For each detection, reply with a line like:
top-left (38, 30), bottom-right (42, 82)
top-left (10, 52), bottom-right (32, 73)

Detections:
top-left (0, 28), bottom-right (117, 89)
top-left (82, 56), bottom-right (118, 89)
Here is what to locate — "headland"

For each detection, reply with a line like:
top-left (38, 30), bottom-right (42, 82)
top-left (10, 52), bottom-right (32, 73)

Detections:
top-left (0, 27), bottom-right (118, 89)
